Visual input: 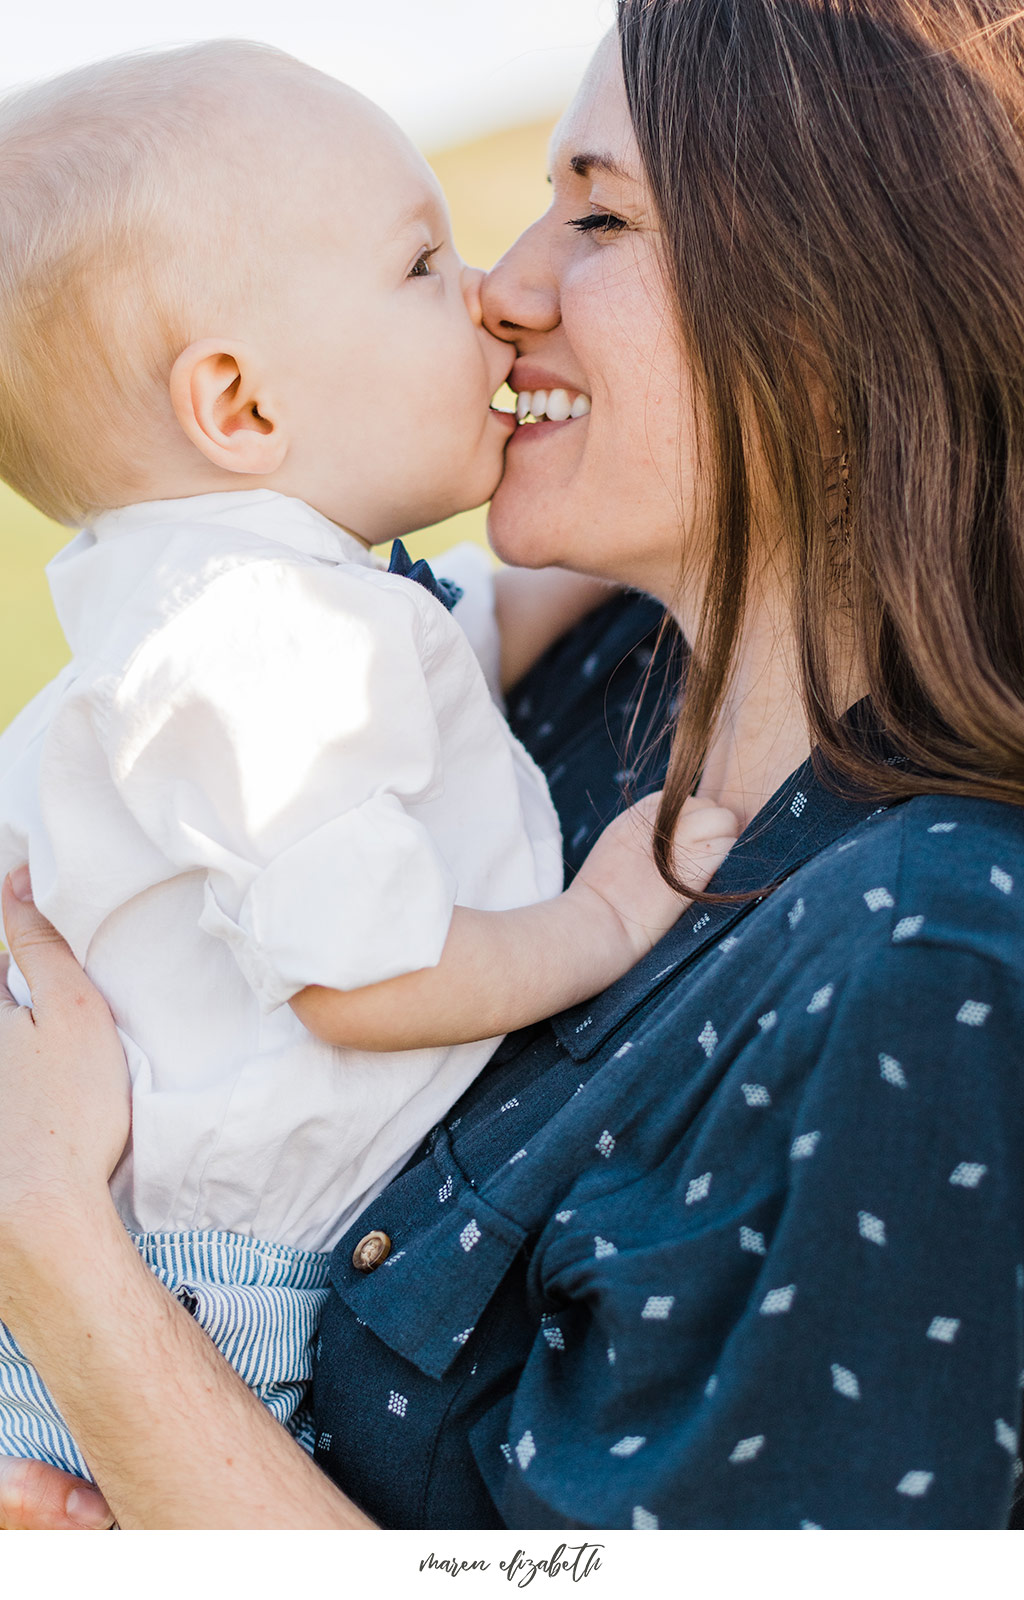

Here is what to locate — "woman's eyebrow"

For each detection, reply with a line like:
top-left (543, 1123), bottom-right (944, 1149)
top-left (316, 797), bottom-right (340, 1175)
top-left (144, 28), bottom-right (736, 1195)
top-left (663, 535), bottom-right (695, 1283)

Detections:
top-left (567, 151), bottom-right (636, 183)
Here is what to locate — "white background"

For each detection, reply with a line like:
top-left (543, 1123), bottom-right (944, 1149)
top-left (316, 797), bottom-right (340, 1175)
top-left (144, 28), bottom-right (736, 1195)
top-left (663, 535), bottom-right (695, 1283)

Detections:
top-left (1, 0), bottom-right (614, 149)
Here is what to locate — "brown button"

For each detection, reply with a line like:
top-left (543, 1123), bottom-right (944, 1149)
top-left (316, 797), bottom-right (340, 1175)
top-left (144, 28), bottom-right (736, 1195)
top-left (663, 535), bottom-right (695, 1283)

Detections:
top-left (352, 1230), bottom-right (392, 1272)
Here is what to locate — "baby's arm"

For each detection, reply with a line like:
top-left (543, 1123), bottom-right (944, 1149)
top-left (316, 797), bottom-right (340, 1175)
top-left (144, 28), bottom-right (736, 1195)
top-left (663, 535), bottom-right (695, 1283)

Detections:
top-left (494, 567), bottom-right (617, 690)
top-left (291, 795), bottom-right (738, 1051)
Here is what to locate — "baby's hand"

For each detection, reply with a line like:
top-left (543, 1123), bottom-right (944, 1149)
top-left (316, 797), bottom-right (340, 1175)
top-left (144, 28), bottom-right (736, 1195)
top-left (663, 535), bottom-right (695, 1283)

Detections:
top-left (570, 793), bottom-right (740, 962)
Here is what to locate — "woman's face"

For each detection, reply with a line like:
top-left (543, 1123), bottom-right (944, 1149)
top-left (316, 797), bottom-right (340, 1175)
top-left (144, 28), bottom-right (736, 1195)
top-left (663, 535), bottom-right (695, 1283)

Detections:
top-left (483, 32), bottom-right (704, 600)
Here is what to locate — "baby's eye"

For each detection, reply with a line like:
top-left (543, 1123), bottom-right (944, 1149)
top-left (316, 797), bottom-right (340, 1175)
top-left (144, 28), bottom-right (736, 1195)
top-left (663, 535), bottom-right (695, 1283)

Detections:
top-left (566, 213), bottom-right (629, 236)
top-left (409, 245), bottom-right (441, 278)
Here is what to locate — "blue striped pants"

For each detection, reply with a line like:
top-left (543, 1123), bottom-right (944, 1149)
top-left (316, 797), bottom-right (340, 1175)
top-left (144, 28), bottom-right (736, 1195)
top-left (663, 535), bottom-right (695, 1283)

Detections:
top-left (0, 1229), bottom-right (330, 1479)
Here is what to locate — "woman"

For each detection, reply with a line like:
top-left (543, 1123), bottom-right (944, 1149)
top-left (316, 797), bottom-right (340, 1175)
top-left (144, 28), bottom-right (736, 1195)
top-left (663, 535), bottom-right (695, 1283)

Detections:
top-left (2, 0), bottom-right (1024, 1529)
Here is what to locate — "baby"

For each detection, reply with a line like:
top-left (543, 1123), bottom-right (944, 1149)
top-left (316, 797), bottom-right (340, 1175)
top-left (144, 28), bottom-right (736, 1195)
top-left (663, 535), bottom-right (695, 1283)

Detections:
top-left (0, 42), bottom-right (737, 1477)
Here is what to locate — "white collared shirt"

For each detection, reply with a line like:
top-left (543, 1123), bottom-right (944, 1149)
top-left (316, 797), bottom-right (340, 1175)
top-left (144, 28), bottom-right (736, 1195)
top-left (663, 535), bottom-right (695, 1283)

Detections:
top-left (0, 491), bottom-right (563, 1250)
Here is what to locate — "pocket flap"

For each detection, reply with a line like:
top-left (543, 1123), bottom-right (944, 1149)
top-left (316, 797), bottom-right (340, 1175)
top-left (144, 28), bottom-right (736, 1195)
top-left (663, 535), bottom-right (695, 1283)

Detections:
top-left (328, 1132), bottom-right (526, 1381)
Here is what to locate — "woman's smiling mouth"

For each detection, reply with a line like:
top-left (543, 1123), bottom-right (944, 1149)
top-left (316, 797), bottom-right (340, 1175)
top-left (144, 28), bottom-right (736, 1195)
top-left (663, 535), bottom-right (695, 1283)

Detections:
top-left (514, 387), bottom-right (592, 422)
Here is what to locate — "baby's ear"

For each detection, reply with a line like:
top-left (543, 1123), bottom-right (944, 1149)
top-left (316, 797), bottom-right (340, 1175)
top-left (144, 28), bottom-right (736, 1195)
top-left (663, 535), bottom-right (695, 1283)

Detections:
top-left (169, 339), bottom-right (288, 475)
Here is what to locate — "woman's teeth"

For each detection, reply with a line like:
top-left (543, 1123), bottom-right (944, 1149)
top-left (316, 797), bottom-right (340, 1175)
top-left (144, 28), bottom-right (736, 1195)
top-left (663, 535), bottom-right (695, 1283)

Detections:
top-left (514, 388), bottom-right (591, 423)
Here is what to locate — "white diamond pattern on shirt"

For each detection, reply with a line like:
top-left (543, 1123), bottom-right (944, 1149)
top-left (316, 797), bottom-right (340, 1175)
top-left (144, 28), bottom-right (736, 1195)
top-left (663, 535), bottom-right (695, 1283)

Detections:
top-left (541, 1319), bottom-right (565, 1352)
top-left (991, 866), bottom-right (1013, 894)
top-left (758, 1011), bottom-right (778, 1032)
top-left (595, 1130), bottom-right (616, 1158)
top-left (831, 1364), bottom-right (861, 1400)
top-left (949, 1162), bottom-right (987, 1187)
top-left (438, 1176), bottom-right (453, 1203)
top-left (515, 1431), bottom-right (536, 1470)
top-left (864, 887), bottom-right (895, 912)
top-left (788, 898), bottom-right (806, 929)
top-left (790, 791), bottom-right (808, 817)
top-left (760, 1284), bottom-right (796, 1315)
top-left (610, 1435), bottom-right (646, 1457)
top-left (740, 1226), bottom-right (766, 1254)
top-left (459, 1218), bottom-right (481, 1252)
top-left (807, 984), bottom-right (835, 1014)
top-left (790, 1131), bottom-right (821, 1160)
top-left (741, 1083), bottom-right (771, 1107)
top-left (892, 916), bottom-right (924, 942)
top-left (996, 1419), bottom-right (1018, 1455)
top-left (858, 1211), bottom-right (887, 1246)
top-left (928, 822), bottom-right (957, 833)
top-left (698, 1021), bottom-right (718, 1058)
top-left (642, 1295), bottom-right (675, 1320)
top-left (927, 1317), bottom-right (960, 1343)
top-left (594, 1237), bottom-right (618, 1259)
top-left (956, 1000), bottom-right (991, 1027)
top-left (879, 1053), bottom-right (908, 1088)
top-left (387, 1391), bottom-right (408, 1418)
top-left (685, 1172), bottom-right (712, 1205)
top-left (632, 1506), bottom-right (659, 1530)
top-left (896, 1470), bottom-right (934, 1497)
top-left (729, 1435), bottom-right (766, 1464)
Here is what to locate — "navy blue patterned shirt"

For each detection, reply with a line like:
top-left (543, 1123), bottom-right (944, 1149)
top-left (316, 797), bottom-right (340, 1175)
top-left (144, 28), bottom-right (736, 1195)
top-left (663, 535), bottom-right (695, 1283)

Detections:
top-left (312, 595), bottom-right (1024, 1529)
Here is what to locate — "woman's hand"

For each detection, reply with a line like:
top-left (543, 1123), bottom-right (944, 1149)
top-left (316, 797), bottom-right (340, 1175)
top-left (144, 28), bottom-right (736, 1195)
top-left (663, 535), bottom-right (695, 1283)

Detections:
top-left (0, 869), bottom-right (123, 1529)
top-left (0, 868), bottom-right (374, 1528)
top-left (0, 867), bottom-right (131, 1231)
top-left (0, 1457), bottom-right (113, 1531)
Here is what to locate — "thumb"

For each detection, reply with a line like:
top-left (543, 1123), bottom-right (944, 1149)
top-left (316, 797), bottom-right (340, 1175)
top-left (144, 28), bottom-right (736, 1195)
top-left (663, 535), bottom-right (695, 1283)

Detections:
top-left (1, 869), bottom-right (82, 1010)
top-left (0, 1456), bottom-right (114, 1530)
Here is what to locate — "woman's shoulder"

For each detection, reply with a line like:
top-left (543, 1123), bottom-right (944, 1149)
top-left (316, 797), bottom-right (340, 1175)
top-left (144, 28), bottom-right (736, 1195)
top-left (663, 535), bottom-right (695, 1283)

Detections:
top-left (789, 791), bottom-right (1024, 972)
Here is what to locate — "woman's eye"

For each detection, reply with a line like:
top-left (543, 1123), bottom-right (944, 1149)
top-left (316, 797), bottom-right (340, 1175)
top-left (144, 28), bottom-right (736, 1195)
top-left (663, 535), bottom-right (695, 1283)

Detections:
top-left (409, 246), bottom-right (441, 278)
top-left (566, 213), bottom-right (629, 236)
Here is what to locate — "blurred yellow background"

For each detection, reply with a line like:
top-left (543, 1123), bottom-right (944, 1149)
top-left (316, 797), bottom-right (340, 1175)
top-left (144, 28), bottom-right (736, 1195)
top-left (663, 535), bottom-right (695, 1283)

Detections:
top-left (0, 116), bottom-right (554, 734)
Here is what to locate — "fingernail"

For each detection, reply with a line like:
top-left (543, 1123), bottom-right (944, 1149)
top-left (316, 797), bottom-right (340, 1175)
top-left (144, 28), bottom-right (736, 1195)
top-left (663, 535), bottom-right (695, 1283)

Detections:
top-left (8, 865), bottom-right (32, 903)
top-left (66, 1485), bottom-right (112, 1528)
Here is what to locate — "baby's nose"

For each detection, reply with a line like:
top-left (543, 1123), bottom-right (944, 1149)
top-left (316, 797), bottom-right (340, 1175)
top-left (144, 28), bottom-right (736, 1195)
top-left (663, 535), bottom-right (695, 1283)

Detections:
top-left (461, 264), bottom-right (485, 327)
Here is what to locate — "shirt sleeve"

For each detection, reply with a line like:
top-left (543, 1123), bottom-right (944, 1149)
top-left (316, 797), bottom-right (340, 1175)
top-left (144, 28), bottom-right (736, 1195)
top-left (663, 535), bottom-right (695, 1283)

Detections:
top-left (103, 559), bottom-right (459, 1009)
top-left (486, 942), bottom-right (1024, 1529)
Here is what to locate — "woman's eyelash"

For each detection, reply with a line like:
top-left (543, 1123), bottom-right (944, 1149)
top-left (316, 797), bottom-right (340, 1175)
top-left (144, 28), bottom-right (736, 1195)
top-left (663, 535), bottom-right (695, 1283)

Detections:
top-left (409, 245), bottom-right (442, 277)
top-left (567, 213), bottom-right (629, 235)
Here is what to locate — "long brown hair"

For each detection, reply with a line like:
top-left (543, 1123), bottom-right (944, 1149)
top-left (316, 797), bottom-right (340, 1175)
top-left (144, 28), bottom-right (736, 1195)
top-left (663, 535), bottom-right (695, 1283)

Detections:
top-left (617, 0), bottom-right (1024, 887)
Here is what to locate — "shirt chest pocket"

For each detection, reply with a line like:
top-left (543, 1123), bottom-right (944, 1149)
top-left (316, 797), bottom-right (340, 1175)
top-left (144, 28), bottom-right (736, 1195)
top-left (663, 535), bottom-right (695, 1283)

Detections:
top-left (327, 1131), bottom-right (527, 1381)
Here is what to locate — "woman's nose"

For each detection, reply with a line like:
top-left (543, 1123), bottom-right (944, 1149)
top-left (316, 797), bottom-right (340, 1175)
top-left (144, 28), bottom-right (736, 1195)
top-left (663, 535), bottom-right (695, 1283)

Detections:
top-left (481, 219), bottom-right (561, 341)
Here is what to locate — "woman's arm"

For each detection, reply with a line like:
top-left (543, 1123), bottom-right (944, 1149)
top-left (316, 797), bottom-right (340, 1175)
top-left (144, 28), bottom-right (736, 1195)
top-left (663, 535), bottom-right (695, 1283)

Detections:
top-left (494, 567), bottom-right (617, 690)
top-left (0, 872), bottom-right (376, 1530)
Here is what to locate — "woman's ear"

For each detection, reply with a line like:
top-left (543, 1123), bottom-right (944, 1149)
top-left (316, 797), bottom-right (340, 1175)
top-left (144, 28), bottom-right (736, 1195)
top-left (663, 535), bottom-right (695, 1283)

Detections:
top-left (169, 339), bottom-right (288, 475)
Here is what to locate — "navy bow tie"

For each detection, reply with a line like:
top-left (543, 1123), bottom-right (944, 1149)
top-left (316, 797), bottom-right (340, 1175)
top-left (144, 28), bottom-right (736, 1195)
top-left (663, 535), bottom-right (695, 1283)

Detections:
top-left (387, 540), bottom-right (463, 613)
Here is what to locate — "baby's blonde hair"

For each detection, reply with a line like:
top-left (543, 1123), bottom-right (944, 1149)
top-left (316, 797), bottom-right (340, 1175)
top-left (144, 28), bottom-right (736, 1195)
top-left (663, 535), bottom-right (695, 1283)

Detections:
top-left (0, 40), bottom-right (314, 524)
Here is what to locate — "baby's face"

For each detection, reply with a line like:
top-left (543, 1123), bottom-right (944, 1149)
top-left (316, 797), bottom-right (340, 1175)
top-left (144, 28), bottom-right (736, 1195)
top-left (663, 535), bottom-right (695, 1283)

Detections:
top-left (253, 85), bottom-right (516, 542)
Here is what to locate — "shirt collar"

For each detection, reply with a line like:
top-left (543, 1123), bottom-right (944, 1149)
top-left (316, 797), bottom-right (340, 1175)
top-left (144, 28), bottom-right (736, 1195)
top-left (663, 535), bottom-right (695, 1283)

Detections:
top-left (48, 491), bottom-right (378, 657)
top-left (88, 490), bottom-right (375, 567)
top-left (553, 710), bottom-right (901, 1060)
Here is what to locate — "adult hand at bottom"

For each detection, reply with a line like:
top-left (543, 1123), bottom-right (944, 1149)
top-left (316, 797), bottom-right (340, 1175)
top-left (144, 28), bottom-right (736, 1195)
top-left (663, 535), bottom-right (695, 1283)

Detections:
top-left (0, 1457), bottom-right (113, 1530)
top-left (0, 867), bottom-right (131, 1221)
top-left (0, 870), bottom-right (125, 1529)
